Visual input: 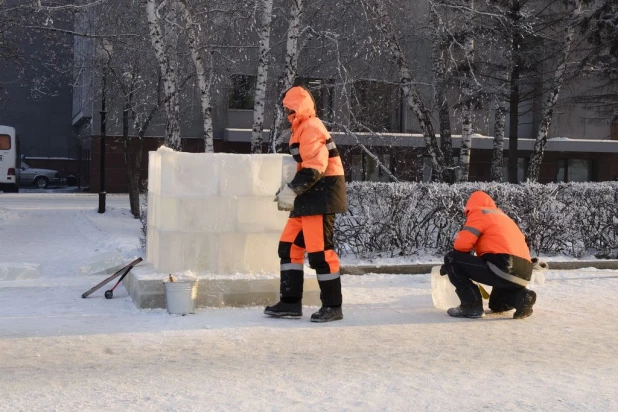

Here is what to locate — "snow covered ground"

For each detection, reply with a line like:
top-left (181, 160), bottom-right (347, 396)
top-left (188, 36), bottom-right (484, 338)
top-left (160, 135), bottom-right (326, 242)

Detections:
top-left (0, 194), bottom-right (616, 411)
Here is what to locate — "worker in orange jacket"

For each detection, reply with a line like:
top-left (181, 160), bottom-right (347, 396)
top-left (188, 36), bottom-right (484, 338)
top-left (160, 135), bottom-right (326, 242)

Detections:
top-left (440, 191), bottom-right (537, 319)
top-left (264, 86), bottom-right (347, 323)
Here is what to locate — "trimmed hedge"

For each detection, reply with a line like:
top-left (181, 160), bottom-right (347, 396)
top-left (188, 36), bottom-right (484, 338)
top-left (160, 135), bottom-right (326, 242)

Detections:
top-left (335, 182), bottom-right (618, 259)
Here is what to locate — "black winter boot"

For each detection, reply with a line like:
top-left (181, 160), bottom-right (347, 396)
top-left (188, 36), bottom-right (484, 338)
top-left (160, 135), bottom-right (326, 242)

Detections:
top-left (513, 289), bottom-right (536, 319)
top-left (264, 301), bottom-right (302, 318)
top-left (310, 306), bottom-right (343, 323)
top-left (488, 288), bottom-right (514, 313)
top-left (447, 301), bottom-right (485, 319)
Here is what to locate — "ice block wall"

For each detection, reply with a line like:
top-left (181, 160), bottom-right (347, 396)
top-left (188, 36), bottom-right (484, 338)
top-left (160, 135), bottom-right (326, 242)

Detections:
top-left (147, 147), bottom-right (297, 274)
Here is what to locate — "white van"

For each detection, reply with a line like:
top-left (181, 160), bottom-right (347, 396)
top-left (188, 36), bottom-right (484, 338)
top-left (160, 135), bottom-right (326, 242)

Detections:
top-left (0, 125), bottom-right (19, 192)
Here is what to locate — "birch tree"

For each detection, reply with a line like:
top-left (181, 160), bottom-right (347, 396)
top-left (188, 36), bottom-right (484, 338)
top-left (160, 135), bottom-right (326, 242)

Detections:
top-left (178, 0), bottom-right (215, 152)
top-left (429, 2), bottom-right (455, 183)
top-left (578, 0), bottom-right (618, 127)
top-left (250, 0), bottom-right (274, 153)
top-left (527, 0), bottom-right (582, 182)
top-left (457, 0), bottom-right (476, 182)
top-left (91, 0), bottom-right (167, 217)
top-left (269, 0), bottom-right (304, 153)
top-left (145, 0), bottom-right (182, 151)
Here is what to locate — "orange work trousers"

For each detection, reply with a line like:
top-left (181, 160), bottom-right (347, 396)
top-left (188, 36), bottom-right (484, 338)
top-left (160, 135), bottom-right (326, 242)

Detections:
top-left (278, 214), bottom-right (342, 307)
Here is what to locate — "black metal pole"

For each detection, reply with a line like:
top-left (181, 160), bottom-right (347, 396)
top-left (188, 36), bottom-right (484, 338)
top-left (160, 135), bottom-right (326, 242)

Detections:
top-left (98, 68), bottom-right (107, 213)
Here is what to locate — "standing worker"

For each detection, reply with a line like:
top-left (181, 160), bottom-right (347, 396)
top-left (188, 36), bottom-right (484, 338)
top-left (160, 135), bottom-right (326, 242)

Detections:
top-left (441, 190), bottom-right (537, 319)
top-left (265, 86), bottom-right (347, 322)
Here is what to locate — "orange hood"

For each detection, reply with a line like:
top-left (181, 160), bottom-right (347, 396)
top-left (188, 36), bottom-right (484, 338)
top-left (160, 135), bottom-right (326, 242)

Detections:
top-left (464, 191), bottom-right (497, 214)
top-left (282, 86), bottom-right (316, 129)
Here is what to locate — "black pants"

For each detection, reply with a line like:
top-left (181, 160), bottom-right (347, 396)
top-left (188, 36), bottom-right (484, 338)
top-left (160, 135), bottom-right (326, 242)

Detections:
top-left (443, 251), bottom-right (525, 308)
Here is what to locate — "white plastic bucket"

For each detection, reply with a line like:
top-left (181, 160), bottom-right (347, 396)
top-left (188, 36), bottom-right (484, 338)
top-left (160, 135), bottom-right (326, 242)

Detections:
top-left (164, 280), bottom-right (198, 315)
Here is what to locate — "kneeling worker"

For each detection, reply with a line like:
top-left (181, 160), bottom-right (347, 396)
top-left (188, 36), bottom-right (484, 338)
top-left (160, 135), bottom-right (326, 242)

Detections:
top-left (441, 190), bottom-right (537, 319)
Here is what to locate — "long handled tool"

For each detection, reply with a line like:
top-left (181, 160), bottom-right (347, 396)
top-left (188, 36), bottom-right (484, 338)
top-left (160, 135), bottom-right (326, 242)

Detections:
top-left (81, 257), bottom-right (143, 299)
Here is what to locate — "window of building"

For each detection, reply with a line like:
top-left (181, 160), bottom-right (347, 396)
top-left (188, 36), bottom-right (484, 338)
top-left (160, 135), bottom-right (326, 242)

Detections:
top-left (229, 75), bottom-right (256, 110)
top-left (611, 120), bottom-right (618, 140)
top-left (502, 158), bottom-right (527, 183)
top-left (557, 159), bottom-right (593, 182)
top-left (348, 151), bottom-right (392, 182)
top-left (0, 135), bottom-right (11, 150)
top-left (351, 80), bottom-right (402, 133)
top-left (350, 154), bottom-right (363, 181)
top-left (295, 78), bottom-right (334, 123)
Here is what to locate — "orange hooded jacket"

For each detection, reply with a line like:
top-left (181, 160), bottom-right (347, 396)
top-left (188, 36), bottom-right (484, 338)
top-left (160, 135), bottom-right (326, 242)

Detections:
top-left (454, 191), bottom-right (533, 285)
top-left (282, 86), bottom-right (347, 217)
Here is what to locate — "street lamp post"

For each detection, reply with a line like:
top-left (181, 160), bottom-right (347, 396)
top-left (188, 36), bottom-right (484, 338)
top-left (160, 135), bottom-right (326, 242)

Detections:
top-left (98, 67), bottom-right (107, 214)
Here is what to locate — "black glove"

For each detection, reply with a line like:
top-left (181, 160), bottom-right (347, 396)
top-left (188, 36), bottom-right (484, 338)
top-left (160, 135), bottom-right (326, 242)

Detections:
top-left (439, 265), bottom-right (448, 276)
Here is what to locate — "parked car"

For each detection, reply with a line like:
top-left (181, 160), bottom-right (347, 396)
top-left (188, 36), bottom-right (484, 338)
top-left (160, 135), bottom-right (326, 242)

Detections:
top-left (19, 161), bottom-right (60, 189)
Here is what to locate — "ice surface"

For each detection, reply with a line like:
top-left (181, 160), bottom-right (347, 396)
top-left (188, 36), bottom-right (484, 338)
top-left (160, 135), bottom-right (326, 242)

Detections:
top-left (0, 263), bottom-right (41, 280)
top-left (219, 153), bottom-right (286, 197)
top-left (147, 149), bottom-right (291, 273)
top-left (149, 149), bottom-right (219, 197)
top-left (218, 232), bottom-right (280, 273)
top-left (430, 266), bottom-right (461, 310)
top-left (171, 152), bottom-right (219, 196)
top-left (531, 269), bottom-right (546, 285)
top-left (281, 155), bottom-right (297, 185)
top-left (152, 196), bottom-right (238, 232)
top-left (149, 230), bottom-right (219, 273)
top-left (243, 232), bottom-right (282, 273)
top-left (77, 250), bottom-right (125, 276)
top-left (237, 196), bottom-right (288, 233)
top-left (147, 151), bottom-right (161, 194)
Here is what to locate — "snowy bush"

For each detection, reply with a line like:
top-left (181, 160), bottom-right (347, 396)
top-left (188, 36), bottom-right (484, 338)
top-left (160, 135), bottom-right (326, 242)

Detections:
top-left (335, 182), bottom-right (618, 259)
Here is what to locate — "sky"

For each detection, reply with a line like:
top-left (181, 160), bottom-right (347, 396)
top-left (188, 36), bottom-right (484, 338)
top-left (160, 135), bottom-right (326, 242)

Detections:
top-left (0, 193), bottom-right (616, 411)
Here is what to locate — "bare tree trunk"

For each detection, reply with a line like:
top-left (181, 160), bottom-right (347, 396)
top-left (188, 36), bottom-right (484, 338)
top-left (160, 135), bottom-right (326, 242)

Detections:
top-left (458, 0), bottom-right (475, 182)
top-left (527, 0), bottom-right (581, 182)
top-left (430, 2), bottom-right (454, 183)
top-left (507, 0), bottom-right (521, 183)
top-left (251, 0), bottom-right (273, 153)
top-left (270, 0), bottom-right (303, 153)
top-left (178, 0), bottom-right (214, 152)
top-left (491, 103), bottom-right (506, 182)
top-left (145, 0), bottom-right (182, 151)
top-left (121, 80), bottom-right (141, 217)
top-left (367, 0), bottom-right (445, 179)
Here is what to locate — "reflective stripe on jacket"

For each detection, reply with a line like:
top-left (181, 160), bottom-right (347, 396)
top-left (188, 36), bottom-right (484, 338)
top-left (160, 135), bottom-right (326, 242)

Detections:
top-left (282, 86), bottom-right (347, 217)
top-left (454, 191), bottom-right (533, 285)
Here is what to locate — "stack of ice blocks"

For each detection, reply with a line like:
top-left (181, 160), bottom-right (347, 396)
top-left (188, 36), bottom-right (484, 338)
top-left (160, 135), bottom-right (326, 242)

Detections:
top-left (147, 147), bottom-right (297, 274)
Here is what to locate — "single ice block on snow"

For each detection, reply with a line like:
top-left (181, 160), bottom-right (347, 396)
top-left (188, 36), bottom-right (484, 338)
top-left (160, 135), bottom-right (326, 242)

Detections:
top-left (431, 266), bottom-right (497, 310)
top-left (0, 263), bottom-right (41, 280)
top-left (78, 250), bottom-right (125, 276)
top-left (431, 265), bottom-right (461, 310)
